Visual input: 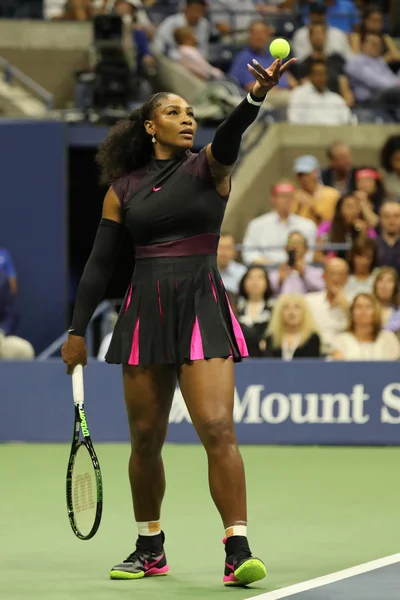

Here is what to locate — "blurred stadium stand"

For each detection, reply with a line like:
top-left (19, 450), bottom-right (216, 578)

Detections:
top-left (1, 0), bottom-right (400, 352)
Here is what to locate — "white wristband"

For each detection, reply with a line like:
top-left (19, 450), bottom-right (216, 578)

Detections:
top-left (246, 92), bottom-right (264, 106)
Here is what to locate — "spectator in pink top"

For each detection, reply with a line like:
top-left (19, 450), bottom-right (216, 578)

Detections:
top-left (354, 167), bottom-right (387, 217)
top-left (174, 26), bottom-right (225, 81)
top-left (316, 193), bottom-right (376, 261)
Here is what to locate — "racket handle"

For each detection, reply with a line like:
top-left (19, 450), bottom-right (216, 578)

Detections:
top-left (72, 364), bottom-right (84, 405)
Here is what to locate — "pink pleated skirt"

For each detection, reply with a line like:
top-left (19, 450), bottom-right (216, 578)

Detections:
top-left (105, 234), bottom-right (248, 366)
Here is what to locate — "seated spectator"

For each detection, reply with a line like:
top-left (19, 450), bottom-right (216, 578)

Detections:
top-left (380, 135), bottom-right (400, 200)
top-left (302, 0), bottom-right (359, 35)
top-left (0, 271), bottom-right (34, 360)
top-left (306, 257), bottom-right (349, 354)
top-left (322, 141), bottom-right (357, 195)
top-left (350, 5), bottom-right (400, 71)
top-left (293, 2), bottom-right (352, 59)
top-left (373, 267), bottom-right (400, 332)
top-left (217, 233), bottom-right (247, 295)
top-left (376, 201), bottom-right (400, 273)
top-left (174, 26), bottom-right (224, 80)
top-left (269, 231), bottom-right (325, 296)
top-left (344, 236), bottom-right (378, 302)
top-left (236, 266), bottom-right (274, 353)
top-left (44, 0), bottom-right (95, 20)
top-left (113, 0), bottom-right (156, 76)
top-left (332, 293), bottom-right (400, 360)
top-left (263, 293), bottom-right (322, 359)
top-left (292, 155), bottom-right (340, 225)
top-left (242, 181), bottom-right (317, 265)
top-left (288, 60), bottom-right (353, 125)
top-left (325, 0), bottom-right (359, 34)
top-left (229, 21), bottom-right (297, 107)
top-left (317, 194), bottom-right (377, 261)
top-left (152, 0), bottom-right (210, 58)
top-left (45, 0), bottom-right (153, 22)
top-left (208, 0), bottom-right (258, 37)
top-left (113, 1), bottom-right (156, 37)
top-left (345, 33), bottom-right (400, 122)
top-left (0, 246), bottom-right (17, 294)
top-left (354, 167), bottom-right (386, 217)
top-left (293, 24), bottom-right (354, 107)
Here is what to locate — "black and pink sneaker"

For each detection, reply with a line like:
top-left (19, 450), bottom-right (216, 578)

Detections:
top-left (223, 537), bottom-right (267, 587)
top-left (110, 532), bottom-right (169, 580)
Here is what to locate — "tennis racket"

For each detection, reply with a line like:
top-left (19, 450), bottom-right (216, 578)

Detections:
top-left (66, 364), bottom-right (103, 540)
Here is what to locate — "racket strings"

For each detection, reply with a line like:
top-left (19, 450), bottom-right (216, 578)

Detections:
top-left (70, 444), bottom-right (98, 536)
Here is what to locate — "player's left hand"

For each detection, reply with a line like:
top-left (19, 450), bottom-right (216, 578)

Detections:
top-left (248, 57), bottom-right (297, 96)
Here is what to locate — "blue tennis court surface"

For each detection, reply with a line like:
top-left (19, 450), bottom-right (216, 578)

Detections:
top-left (252, 554), bottom-right (400, 600)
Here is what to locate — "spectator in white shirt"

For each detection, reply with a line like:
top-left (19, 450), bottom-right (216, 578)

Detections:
top-left (292, 2), bottom-right (352, 61)
top-left (332, 293), bottom-right (400, 361)
top-left (217, 233), bottom-right (247, 295)
top-left (242, 181), bottom-right (317, 266)
top-left (174, 26), bottom-right (225, 81)
top-left (288, 59), bottom-right (353, 125)
top-left (306, 257), bottom-right (349, 354)
top-left (152, 0), bottom-right (210, 59)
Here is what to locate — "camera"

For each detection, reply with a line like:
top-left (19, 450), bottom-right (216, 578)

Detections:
top-left (92, 14), bottom-right (133, 110)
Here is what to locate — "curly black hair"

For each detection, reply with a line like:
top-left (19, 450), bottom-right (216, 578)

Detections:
top-left (380, 135), bottom-right (400, 173)
top-left (329, 194), bottom-right (359, 244)
top-left (96, 92), bottom-right (171, 185)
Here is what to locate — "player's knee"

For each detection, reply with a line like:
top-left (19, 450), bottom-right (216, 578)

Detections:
top-left (131, 422), bottom-right (166, 459)
top-left (200, 417), bottom-right (236, 453)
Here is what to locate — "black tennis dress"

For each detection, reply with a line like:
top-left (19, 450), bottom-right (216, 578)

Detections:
top-left (105, 148), bottom-right (248, 366)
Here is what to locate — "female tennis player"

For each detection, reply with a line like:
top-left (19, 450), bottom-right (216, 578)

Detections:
top-left (62, 56), bottom-right (295, 586)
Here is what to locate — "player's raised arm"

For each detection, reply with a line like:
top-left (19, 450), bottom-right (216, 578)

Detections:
top-left (206, 57), bottom-right (296, 195)
top-left (61, 188), bottom-right (123, 374)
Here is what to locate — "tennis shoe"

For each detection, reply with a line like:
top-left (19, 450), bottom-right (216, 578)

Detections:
top-left (223, 538), bottom-right (267, 586)
top-left (110, 532), bottom-right (169, 580)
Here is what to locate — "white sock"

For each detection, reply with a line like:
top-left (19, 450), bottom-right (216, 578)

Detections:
top-left (137, 520), bottom-right (161, 536)
top-left (225, 524), bottom-right (247, 538)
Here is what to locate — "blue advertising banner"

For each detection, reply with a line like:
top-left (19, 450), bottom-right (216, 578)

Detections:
top-left (1, 360), bottom-right (400, 445)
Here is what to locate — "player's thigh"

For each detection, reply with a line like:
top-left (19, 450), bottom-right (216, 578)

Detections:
top-left (123, 364), bottom-right (177, 444)
top-left (178, 358), bottom-right (236, 447)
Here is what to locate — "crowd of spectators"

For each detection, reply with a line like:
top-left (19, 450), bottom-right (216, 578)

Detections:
top-left (2, 0), bottom-right (400, 361)
top-left (214, 134), bottom-right (400, 362)
top-left (3, 0), bottom-right (399, 122)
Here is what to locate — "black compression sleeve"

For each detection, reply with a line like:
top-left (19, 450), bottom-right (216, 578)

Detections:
top-left (210, 90), bottom-right (267, 166)
top-left (69, 218), bottom-right (123, 337)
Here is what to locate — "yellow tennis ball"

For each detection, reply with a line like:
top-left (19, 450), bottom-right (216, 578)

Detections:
top-left (269, 38), bottom-right (290, 59)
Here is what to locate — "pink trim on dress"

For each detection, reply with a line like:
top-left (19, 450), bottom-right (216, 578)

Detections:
top-left (128, 317), bottom-right (140, 365)
top-left (209, 272), bottom-right (248, 358)
top-left (208, 272), bottom-right (218, 302)
top-left (124, 284), bottom-right (132, 313)
top-left (225, 293), bottom-right (249, 357)
top-left (190, 317), bottom-right (204, 360)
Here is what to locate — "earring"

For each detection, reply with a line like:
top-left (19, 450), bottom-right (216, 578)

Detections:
top-left (152, 135), bottom-right (156, 144)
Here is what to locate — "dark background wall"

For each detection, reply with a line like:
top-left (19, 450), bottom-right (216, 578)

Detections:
top-left (0, 120), bottom-right (67, 352)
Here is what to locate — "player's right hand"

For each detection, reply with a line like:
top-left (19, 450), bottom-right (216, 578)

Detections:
top-left (61, 335), bottom-right (87, 375)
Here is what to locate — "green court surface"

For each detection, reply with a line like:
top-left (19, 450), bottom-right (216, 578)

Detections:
top-left (1, 444), bottom-right (399, 600)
